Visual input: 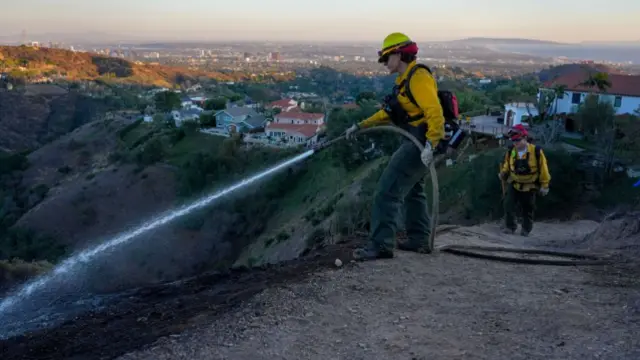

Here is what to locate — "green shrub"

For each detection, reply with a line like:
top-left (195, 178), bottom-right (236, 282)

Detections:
top-left (0, 228), bottom-right (66, 262)
top-left (0, 152), bottom-right (29, 175)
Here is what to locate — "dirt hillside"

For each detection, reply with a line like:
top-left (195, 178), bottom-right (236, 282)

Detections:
top-left (118, 220), bottom-right (640, 360)
top-left (0, 45), bottom-right (231, 87)
top-left (4, 218), bottom-right (638, 359)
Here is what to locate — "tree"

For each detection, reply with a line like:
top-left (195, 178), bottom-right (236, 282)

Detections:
top-left (356, 91), bottom-right (376, 104)
top-left (228, 93), bottom-right (243, 102)
top-left (152, 114), bottom-right (166, 127)
top-left (204, 97), bottom-right (227, 111)
top-left (578, 72), bottom-right (612, 93)
top-left (153, 91), bottom-right (181, 113)
top-left (181, 120), bottom-right (200, 136)
top-left (200, 113), bottom-right (216, 127)
top-left (576, 94), bottom-right (617, 179)
top-left (522, 90), bottom-right (562, 145)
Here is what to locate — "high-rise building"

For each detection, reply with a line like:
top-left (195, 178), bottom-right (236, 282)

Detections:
top-left (269, 52), bottom-right (281, 62)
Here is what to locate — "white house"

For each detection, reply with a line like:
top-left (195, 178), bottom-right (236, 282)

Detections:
top-left (265, 111), bottom-right (325, 146)
top-left (273, 111), bottom-right (325, 126)
top-left (180, 95), bottom-right (195, 109)
top-left (539, 72), bottom-right (640, 115)
top-left (504, 102), bottom-right (538, 127)
top-left (168, 108), bottom-right (202, 127)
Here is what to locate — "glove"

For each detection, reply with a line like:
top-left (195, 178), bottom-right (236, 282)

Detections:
top-left (345, 124), bottom-right (359, 140)
top-left (539, 187), bottom-right (549, 196)
top-left (420, 141), bottom-right (434, 167)
top-left (498, 172), bottom-right (508, 181)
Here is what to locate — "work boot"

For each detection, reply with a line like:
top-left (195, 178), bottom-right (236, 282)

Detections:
top-left (502, 227), bottom-right (516, 235)
top-left (520, 230), bottom-right (530, 237)
top-left (397, 241), bottom-right (432, 254)
top-left (352, 244), bottom-right (394, 261)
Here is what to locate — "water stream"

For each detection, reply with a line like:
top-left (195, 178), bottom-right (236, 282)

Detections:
top-left (0, 149), bottom-right (315, 338)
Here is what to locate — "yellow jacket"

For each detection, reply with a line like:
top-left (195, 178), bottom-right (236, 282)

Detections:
top-left (500, 143), bottom-right (551, 192)
top-left (358, 61), bottom-right (445, 148)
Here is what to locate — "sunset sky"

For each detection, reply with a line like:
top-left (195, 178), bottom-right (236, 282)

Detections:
top-left (2, 0), bottom-right (639, 43)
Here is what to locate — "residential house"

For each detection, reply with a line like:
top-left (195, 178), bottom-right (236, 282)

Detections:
top-left (180, 108), bottom-right (202, 122)
top-left (189, 95), bottom-right (207, 108)
top-left (540, 72), bottom-right (640, 116)
top-left (186, 84), bottom-right (202, 92)
top-left (168, 108), bottom-right (202, 127)
top-left (214, 107), bottom-right (266, 134)
top-left (504, 102), bottom-right (538, 127)
top-left (267, 98), bottom-right (298, 112)
top-left (265, 111), bottom-right (325, 146)
top-left (180, 95), bottom-right (193, 108)
top-left (273, 111), bottom-right (324, 126)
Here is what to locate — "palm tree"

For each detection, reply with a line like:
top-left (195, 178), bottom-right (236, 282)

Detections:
top-left (578, 71), bottom-right (612, 93)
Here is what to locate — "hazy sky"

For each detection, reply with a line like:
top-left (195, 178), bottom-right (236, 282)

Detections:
top-left (2, 0), bottom-right (639, 43)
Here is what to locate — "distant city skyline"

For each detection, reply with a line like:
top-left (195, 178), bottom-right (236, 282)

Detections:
top-left (2, 0), bottom-right (640, 43)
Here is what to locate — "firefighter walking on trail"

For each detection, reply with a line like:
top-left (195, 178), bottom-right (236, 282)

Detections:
top-left (344, 32), bottom-right (460, 261)
top-left (499, 124), bottom-right (551, 237)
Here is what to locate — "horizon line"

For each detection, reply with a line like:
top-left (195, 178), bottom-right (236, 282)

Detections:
top-left (3, 32), bottom-right (639, 46)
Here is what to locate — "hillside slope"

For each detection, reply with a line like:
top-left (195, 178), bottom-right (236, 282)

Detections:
top-left (2, 116), bottom-right (387, 294)
top-left (4, 217), bottom-right (639, 359)
top-left (116, 219), bottom-right (640, 360)
top-left (0, 45), bottom-right (231, 87)
top-left (0, 89), bottom-right (117, 152)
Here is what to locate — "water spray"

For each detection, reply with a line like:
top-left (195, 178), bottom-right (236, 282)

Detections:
top-left (0, 150), bottom-right (315, 316)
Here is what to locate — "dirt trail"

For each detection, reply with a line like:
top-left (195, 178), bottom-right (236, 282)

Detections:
top-left (3, 220), bottom-right (640, 360)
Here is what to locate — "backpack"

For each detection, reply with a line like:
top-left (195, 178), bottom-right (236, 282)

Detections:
top-left (402, 64), bottom-right (464, 149)
top-left (403, 64), bottom-right (460, 121)
top-left (507, 144), bottom-right (543, 181)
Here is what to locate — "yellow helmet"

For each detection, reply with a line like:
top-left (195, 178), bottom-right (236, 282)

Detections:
top-left (378, 32), bottom-right (416, 63)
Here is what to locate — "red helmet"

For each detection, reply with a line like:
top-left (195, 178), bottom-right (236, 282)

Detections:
top-left (508, 124), bottom-right (528, 141)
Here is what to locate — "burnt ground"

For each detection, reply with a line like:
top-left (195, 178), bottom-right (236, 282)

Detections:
top-left (2, 221), bottom-right (640, 360)
top-left (0, 239), bottom-right (361, 360)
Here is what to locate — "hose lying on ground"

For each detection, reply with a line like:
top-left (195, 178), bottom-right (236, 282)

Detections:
top-left (319, 125), bottom-right (614, 266)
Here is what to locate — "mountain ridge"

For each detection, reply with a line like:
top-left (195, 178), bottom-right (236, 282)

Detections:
top-left (0, 45), bottom-right (231, 87)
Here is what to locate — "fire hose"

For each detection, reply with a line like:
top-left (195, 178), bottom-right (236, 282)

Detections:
top-left (316, 125), bottom-right (614, 266)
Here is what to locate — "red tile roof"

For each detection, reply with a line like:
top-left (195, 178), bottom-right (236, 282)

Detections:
top-left (275, 111), bottom-right (324, 121)
top-left (268, 98), bottom-right (296, 108)
top-left (542, 72), bottom-right (640, 97)
top-left (266, 123), bottom-right (319, 137)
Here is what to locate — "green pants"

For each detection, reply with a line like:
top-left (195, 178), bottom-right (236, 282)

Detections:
top-left (369, 141), bottom-right (430, 251)
top-left (504, 184), bottom-right (536, 232)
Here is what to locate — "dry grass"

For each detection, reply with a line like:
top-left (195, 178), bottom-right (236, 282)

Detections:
top-left (0, 259), bottom-right (53, 290)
